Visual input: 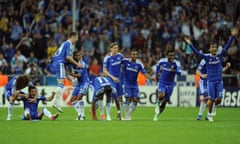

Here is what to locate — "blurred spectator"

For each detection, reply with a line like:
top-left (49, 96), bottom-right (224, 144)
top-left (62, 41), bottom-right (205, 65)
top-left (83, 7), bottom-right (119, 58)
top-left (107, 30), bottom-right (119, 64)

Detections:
top-left (0, 53), bottom-right (9, 74)
top-left (88, 58), bottom-right (101, 82)
top-left (47, 38), bottom-right (57, 60)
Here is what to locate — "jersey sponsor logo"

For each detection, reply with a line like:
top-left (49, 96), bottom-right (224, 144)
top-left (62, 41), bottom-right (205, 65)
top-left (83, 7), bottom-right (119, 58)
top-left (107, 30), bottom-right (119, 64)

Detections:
top-left (126, 67), bottom-right (138, 72)
top-left (111, 61), bottom-right (121, 66)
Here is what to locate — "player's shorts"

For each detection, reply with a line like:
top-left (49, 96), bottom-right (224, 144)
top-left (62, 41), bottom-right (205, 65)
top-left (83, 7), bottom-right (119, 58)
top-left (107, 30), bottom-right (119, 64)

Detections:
top-left (4, 88), bottom-right (12, 101)
top-left (157, 82), bottom-right (174, 101)
top-left (51, 61), bottom-right (65, 79)
top-left (199, 79), bottom-right (208, 97)
top-left (72, 82), bottom-right (89, 96)
top-left (124, 86), bottom-right (139, 99)
top-left (208, 80), bottom-right (223, 101)
top-left (106, 77), bottom-right (123, 99)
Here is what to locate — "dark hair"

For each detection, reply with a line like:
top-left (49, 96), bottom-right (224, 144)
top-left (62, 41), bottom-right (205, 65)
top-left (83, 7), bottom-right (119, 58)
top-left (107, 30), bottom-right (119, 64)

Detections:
top-left (28, 86), bottom-right (37, 92)
top-left (16, 75), bottom-right (31, 90)
top-left (104, 85), bottom-right (112, 95)
top-left (166, 50), bottom-right (174, 55)
top-left (69, 32), bottom-right (77, 37)
top-left (73, 50), bottom-right (81, 56)
top-left (110, 42), bottom-right (118, 48)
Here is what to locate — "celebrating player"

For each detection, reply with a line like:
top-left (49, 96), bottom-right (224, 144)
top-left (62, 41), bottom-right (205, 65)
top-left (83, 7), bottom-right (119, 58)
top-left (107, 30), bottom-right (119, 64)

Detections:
top-left (122, 49), bottom-right (154, 120)
top-left (50, 32), bottom-right (81, 113)
top-left (67, 51), bottom-right (90, 120)
top-left (103, 43), bottom-right (124, 120)
top-left (91, 76), bottom-right (115, 121)
top-left (184, 27), bottom-right (238, 122)
top-left (153, 50), bottom-right (182, 121)
top-left (19, 86), bottom-right (59, 121)
top-left (4, 74), bottom-right (32, 120)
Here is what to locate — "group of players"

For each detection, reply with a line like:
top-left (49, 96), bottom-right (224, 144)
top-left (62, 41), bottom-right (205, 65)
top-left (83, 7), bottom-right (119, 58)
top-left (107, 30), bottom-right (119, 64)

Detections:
top-left (4, 28), bottom-right (238, 122)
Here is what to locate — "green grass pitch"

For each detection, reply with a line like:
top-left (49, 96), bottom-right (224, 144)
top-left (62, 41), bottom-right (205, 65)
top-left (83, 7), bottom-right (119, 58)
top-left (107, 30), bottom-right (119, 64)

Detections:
top-left (0, 107), bottom-right (239, 144)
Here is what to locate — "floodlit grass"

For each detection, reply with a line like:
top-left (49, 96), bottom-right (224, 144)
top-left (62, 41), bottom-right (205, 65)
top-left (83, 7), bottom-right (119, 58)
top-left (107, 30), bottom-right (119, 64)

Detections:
top-left (0, 107), bottom-right (239, 144)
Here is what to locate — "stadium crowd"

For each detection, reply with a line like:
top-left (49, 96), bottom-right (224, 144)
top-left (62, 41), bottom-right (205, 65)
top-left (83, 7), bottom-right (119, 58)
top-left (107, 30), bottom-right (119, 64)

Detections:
top-left (0, 0), bottom-right (240, 85)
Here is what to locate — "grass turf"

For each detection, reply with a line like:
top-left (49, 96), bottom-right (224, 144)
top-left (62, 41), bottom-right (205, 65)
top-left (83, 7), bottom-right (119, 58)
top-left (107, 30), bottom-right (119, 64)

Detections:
top-left (0, 107), bottom-right (239, 144)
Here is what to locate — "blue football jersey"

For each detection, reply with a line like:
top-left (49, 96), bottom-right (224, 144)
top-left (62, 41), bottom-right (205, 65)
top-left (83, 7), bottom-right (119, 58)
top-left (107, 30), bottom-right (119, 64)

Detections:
top-left (156, 58), bottom-right (181, 84)
top-left (21, 96), bottom-right (46, 118)
top-left (72, 60), bottom-right (90, 85)
top-left (51, 40), bottom-right (73, 63)
top-left (197, 59), bottom-right (207, 80)
top-left (122, 58), bottom-right (146, 87)
top-left (190, 36), bottom-right (233, 82)
top-left (103, 53), bottom-right (124, 78)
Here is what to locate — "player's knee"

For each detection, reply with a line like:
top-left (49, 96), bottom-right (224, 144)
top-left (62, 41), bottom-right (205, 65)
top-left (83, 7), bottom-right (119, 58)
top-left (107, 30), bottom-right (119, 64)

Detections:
top-left (215, 99), bottom-right (221, 105)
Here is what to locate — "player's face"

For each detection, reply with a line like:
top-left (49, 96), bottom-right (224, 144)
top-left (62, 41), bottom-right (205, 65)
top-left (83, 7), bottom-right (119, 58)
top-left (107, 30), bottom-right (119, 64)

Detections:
top-left (71, 35), bottom-right (78, 44)
top-left (111, 45), bottom-right (119, 55)
top-left (74, 53), bottom-right (81, 60)
top-left (167, 52), bottom-right (175, 62)
top-left (209, 45), bottom-right (217, 56)
top-left (131, 51), bottom-right (138, 61)
top-left (30, 88), bottom-right (37, 98)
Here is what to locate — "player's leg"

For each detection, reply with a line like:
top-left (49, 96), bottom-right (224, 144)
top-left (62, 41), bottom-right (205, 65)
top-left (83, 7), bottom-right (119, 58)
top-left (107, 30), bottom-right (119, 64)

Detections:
top-left (6, 90), bottom-right (14, 120)
top-left (41, 107), bottom-right (59, 120)
top-left (206, 82), bottom-right (215, 122)
top-left (52, 62), bottom-right (65, 113)
top-left (106, 85), bottom-right (116, 121)
top-left (128, 88), bottom-right (139, 120)
top-left (124, 87), bottom-right (132, 120)
top-left (91, 90), bottom-right (99, 120)
top-left (77, 83), bottom-right (89, 120)
top-left (197, 80), bottom-right (208, 120)
top-left (71, 88), bottom-right (81, 120)
top-left (22, 108), bottom-right (31, 120)
top-left (212, 82), bottom-right (223, 117)
top-left (77, 94), bottom-right (85, 120)
top-left (116, 83), bottom-right (123, 120)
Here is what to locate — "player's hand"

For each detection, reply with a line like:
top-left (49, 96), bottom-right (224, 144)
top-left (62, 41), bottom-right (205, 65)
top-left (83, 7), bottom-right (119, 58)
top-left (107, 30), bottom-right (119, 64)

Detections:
top-left (112, 76), bottom-right (119, 83)
top-left (77, 63), bottom-right (83, 68)
top-left (184, 37), bottom-right (191, 44)
top-left (171, 65), bottom-right (176, 72)
top-left (226, 62), bottom-right (231, 68)
top-left (201, 74), bottom-right (207, 79)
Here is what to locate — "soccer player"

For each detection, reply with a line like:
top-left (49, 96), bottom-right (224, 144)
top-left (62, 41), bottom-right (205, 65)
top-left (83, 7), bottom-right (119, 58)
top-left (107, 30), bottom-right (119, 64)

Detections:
top-left (122, 49), bottom-right (154, 120)
top-left (91, 76), bottom-right (115, 121)
top-left (50, 32), bottom-right (82, 113)
top-left (196, 59), bottom-right (231, 121)
top-left (184, 28), bottom-right (238, 122)
top-left (153, 50), bottom-right (182, 121)
top-left (67, 51), bottom-right (90, 120)
top-left (4, 74), bottom-right (32, 120)
top-left (19, 86), bottom-right (59, 121)
top-left (103, 42), bottom-right (124, 120)
top-left (196, 59), bottom-right (208, 120)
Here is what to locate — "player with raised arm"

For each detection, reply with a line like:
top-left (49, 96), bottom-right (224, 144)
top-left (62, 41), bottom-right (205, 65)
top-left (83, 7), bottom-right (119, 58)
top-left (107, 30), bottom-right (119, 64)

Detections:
top-left (67, 51), bottom-right (90, 120)
top-left (103, 43), bottom-right (124, 120)
top-left (184, 28), bottom-right (238, 122)
top-left (153, 50), bottom-right (182, 121)
top-left (91, 76), bottom-right (116, 121)
top-left (19, 86), bottom-right (59, 121)
top-left (122, 49), bottom-right (154, 120)
top-left (196, 59), bottom-right (231, 121)
top-left (50, 32), bottom-right (82, 113)
top-left (4, 74), bottom-right (32, 120)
